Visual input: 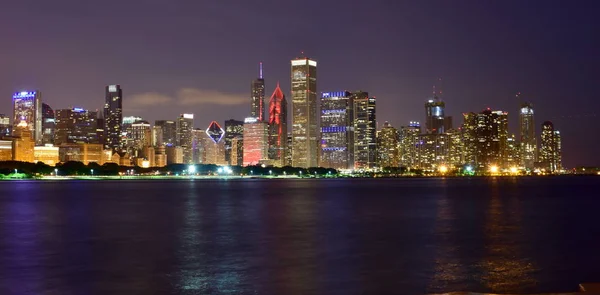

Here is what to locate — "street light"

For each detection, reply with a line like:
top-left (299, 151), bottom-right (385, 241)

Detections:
top-left (269, 170), bottom-right (272, 176)
top-left (91, 169), bottom-right (94, 176)
top-left (54, 168), bottom-right (58, 176)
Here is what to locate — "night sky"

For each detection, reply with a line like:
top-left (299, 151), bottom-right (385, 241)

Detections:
top-left (1, 0), bottom-right (598, 167)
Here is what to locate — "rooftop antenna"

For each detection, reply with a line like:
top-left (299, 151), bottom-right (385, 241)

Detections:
top-left (259, 62), bottom-right (263, 79)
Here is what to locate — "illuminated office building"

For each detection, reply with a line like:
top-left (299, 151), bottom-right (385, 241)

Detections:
top-left (417, 133), bottom-right (449, 171)
top-left (192, 128), bottom-right (207, 164)
top-left (54, 108), bottom-right (98, 145)
top-left (425, 95), bottom-right (445, 134)
top-left (34, 144), bottom-right (59, 166)
top-left (12, 91), bottom-right (42, 144)
top-left (243, 117), bottom-right (268, 166)
top-left (377, 122), bottom-right (399, 168)
top-left (519, 102), bottom-right (536, 169)
top-left (268, 83), bottom-right (287, 167)
top-left (463, 109), bottom-right (508, 169)
top-left (320, 91), bottom-right (353, 170)
top-left (540, 121), bottom-right (562, 172)
top-left (176, 113), bottom-right (194, 163)
top-left (291, 56), bottom-right (318, 168)
top-left (506, 134), bottom-right (521, 169)
top-left (353, 91), bottom-right (376, 170)
top-left (41, 103), bottom-right (55, 145)
top-left (224, 119), bottom-right (244, 165)
top-left (285, 134), bottom-right (292, 166)
top-left (12, 120), bottom-right (35, 162)
top-left (399, 122), bottom-right (420, 168)
top-left (251, 62), bottom-right (266, 121)
top-left (203, 121), bottom-right (226, 165)
top-left (446, 128), bottom-right (464, 168)
top-left (155, 120), bottom-right (177, 146)
top-left (96, 113), bottom-right (105, 146)
top-left (0, 114), bottom-right (10, 137)
top-left (152, 125), bottom-right (162, 146)
top-left (230, 136), bottom-right (243, 166)
top-left (130, 120), bottom-right (152, 151)
top-left (104, 85), bottom-right (123, 151)
top-left (166, 146), bottom-right (184, 164)
top-left (0, 139), bottom-right (12, 161)
top-left (58, 143), bottom-right (104, 165)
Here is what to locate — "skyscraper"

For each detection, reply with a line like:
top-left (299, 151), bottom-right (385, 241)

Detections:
top-left (519, 102), bottom-right (536, 170)
top-left (155, 120), bottom-right (177, 146)
top-left (540, 121), bottom-right (562, 172)
top-left (54, 108), bottom-right (98, 145)
top-left (425, 95), bottom-right (445, 134)
top-left (251, 62), bottom-right (266, 122)
top-left (243, 117), bottom-right (268, 166)
top-left (12, 91), bottom-right (42, 145)
top-left (203, 121), bottom-right (227, 165)
top-left (291, 56), bottom-right (318, 168)
top-left (377, 122), bottom-right (399, 168)
top-left (268, 82), bottom-right (287, 167)
top-left (41, 103), bottom-right (55, 145)
top-left (473, 109), bottom-right (508, 169)
top-left (104, 85), bottom-right (123, 151)
top-left (353, 91), bottom-right (376, 170)
top-left (320, 91), bottom-right (353, 170)
top-left (177, 114), bottom-right (194, 164)
top-left (399, 122), bottom-right (420, 168)
top-left (224, 119), bottom-right (244, 165)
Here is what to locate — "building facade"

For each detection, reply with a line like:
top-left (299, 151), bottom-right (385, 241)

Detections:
top-left (353, 92), bottom-right (376, 170)
top-left (104, 85), bottom-right (122, 151)
top-left (425, 96), bottom-right (445, 134)
top-left (155, 120), bottom-right (177, 146)
top-left (267, 83), bottom-right (287, 167)
top-left (399, 122), bottom-right (420, 168)
top-left (320, 91), bottom-right (353, 170)
top-left (41, 103), bottom-right (55, 145)
top-left (54, 108), bottom-right (99, 145)
top-left (519, 102), bottom-right (536, 169)
top-left (540, 121), bottom-right (562, 172)
top-left (12, 91), bottom-right (42, 145)
top-left (0, 114), bottom-right (10, 137)
top-left (224, 119), bottom-right (244, 165)
top-left (377, 122), bottom-right (399, 168)
top-left (243, 117), bottom-right (268, 166)
top-left (291, 56), bottom-right (318, 168)
top-left (176, 114), bottom-right (194, 163)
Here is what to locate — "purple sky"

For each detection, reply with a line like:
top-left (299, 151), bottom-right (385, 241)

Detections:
top-left (1, 0), bottom-right (598, 167)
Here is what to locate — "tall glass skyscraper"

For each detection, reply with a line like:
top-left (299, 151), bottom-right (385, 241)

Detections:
top-left (176, 114), bottom-right (194, 164)
top-left (251, 62), bottom-right (265, 122)
top-left (353, 91), bottom-right (376, 170)
top-left (320, 91), bottom-right (353, 170)
top-left (42, 102), bottom-right (55, 145)
top-left (519, 102), bottom-right (536, 169)
top-left (291, 56), bottom-right (318, 168)
top-left (12, 90), bottom-right (42, 144)
top-left (155, 120), bottom-right (177, 146)
top-left (268, 83), bottom-right (287, 167)
top-left (104, 85), bottom-right (123, 151)
top-left (224, 119), bottom-right (244, 165)
top-left (377, 122), bottom-right (399, 168)
top-left (425, 96), bottom-right (445, 134)
top-left (540, 121), bottom-right (562, 173)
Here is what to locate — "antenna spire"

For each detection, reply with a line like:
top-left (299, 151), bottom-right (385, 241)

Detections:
top-left (259, 62), bottom-right (263, 79)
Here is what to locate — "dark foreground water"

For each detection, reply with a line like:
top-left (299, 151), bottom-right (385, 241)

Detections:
top-left (0, 177), bottom-right (599, 295)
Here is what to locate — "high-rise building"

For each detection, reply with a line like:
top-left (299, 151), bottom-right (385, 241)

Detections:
top-left (417, 133), bottom-right (449, 171)
top-left (155, 120), bottom-right (177, 146)
top-left (506, 134), bottom-right (521, 169)
top-left (446, 128), bottom-right (464, 169)
top-left (12, 120), bottom-right (35, 162)
top-left (519, 102), bottom-right (536, 169)
top-left (192, 128), bottom-right (206, 164)
top-left (131, 120), bottom-right (152, 151)
top-left (224, 119), bottom-right (244, 165)
top-left (41, 103), bottom-right (55, 145)
top-left (54, 108), bottom-right (99, 145)
top-left (353, 91), bottom-right (376, 170)
top-left (268, 83), bottom-right (288, 167)
top-left (0, 113), bottom-right (11, 137)
top-left (285, 134), bottom-right (292, 167)
top-left (243, 117), bottom-right (268, 166)
top-left (176, 114), bottom-right (194, 163)
top-left (104, 85), bottom-right (123, 151)
top-left (291, 56), bottom-right (318, 168)
top-left (203, 121), bottom-right (226, 165)
top-left (12, 91), bottom-right (42, 145)
top-left (540, 121), bottom-right (562, 172)
top-left (320, 91), bottom-right (353, 170)
top-left (425, 95), bottom-right (445, 134)
top-left (472, 109), bottom-right (508, 169)
top-left (399, 122), bottom-right (420, 168)
top-left (377, 122), bottom-right (399, 168)
top-left (251, 62), bottom-right (266, 122)
top-left (461, 112), bottom-right (478, 166)
top-left (96, 113), bottom-right (105, 147)
top-left (230, 135), bottom-right (243, 166)
top-left (166, 145), bottom-right (184, 164)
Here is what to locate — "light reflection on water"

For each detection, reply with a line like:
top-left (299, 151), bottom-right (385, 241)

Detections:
top-left (0, 178), bottom-right (599, 294)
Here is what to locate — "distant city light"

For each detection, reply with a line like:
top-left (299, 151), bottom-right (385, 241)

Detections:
top-left (490, 165), bottom-right (499, 174)
top-left (439, 165), bottom-right (448, 174)
top-left (188, 165), bottom-right (196, 174)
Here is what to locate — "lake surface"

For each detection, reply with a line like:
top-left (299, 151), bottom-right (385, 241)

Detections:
top-left (0, 177), bottom-right (599, 295)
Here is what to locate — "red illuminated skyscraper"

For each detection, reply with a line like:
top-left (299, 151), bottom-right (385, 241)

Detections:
top-left (268, 82), bottom-right (287, 166)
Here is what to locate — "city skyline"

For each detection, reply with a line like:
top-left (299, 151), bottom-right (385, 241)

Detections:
top-left (1, 1), bottom-right (598, 167)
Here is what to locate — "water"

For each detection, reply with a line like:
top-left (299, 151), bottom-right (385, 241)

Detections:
top-left (0, 177), bottom-right (599, 295)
